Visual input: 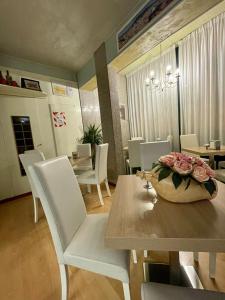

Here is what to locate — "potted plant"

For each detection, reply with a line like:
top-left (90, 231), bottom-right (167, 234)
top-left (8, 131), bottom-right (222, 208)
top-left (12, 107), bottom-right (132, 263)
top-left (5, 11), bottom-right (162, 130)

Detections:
top-left (79, 124), bottom-right (103, 166)
top-left (138, 152), bottom-right (218, 203)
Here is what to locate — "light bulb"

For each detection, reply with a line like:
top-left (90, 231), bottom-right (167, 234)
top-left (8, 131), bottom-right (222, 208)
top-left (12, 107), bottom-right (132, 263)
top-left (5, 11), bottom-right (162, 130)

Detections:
top-left (150, 70), bottom-right (155, 78)
top-left (145, 77), bottom-right (150, 85)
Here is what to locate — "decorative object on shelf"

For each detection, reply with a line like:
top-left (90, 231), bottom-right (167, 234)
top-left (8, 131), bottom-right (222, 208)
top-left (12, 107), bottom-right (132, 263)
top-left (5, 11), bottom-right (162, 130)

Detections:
top-left (52, 112), bottom-right (66, 127)
top-left (149, 152), bottom-right (218, 203)
top-left (145, 43), bottom-right (180, 91)
top-left (52, 82), bottom-right (67, 96)
top-left (0, 71), bottom-right (7, 85)
top-left (79, 124), bottom-right (103, 166)
top-left (21, 78), bottom-right (41, 91)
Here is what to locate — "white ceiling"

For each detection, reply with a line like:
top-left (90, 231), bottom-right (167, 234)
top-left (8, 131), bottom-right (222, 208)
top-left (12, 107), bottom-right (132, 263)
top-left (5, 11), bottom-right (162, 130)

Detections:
top-left (0, 0), bottom-right (146, 72)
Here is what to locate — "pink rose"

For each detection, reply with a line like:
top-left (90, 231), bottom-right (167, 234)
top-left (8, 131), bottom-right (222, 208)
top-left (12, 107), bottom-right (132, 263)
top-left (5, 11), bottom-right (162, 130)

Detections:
top-left (192, 157), bottom-right (204, 166)
top-left (159, 155), bottom-right (176, 167)
top-left (171, 152), bottom-right (193, 163)
top-left (203, 164), bottom-right (215, 178)
top-left (192, 166), bottom-right (209, 182)
top-left (173, 160), bottom-right (193, 175)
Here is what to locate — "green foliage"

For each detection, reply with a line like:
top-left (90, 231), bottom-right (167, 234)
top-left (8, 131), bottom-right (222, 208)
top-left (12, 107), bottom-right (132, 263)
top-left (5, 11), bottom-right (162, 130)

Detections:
top-left (204, 179), bottom-right (217, 196)
top-left (172, 172), bottom-right (183, 189)
top-left (80, 124), bottom-right (103, 145)
top-left (158, 167), bottom-right (172, 181)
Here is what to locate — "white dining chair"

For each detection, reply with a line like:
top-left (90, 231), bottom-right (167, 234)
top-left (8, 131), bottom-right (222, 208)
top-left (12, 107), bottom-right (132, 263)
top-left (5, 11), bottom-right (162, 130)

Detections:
top-left (127, 139), bottom-right (145, 174)
top-left (141, 282), bottom-right (224, 300)
top-left (28, 156), bottom-right (130, 300)
top-left (74, 143), bottom-right (92, 172)
top-left (140, 141), bottom-right (171, 171)
top-left (19, 150), bottom-right (45, 223)
top-left (76, 143), bottom-right (111, 206)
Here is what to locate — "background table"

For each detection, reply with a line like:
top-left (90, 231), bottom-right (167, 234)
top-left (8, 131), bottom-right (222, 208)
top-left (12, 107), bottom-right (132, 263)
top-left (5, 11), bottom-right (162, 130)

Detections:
top-left (182, 146), bottom-right (225, 168)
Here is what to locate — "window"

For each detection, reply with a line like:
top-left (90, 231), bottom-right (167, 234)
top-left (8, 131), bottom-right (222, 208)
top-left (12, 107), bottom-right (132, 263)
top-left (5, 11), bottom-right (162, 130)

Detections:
top-left (11, 116), bottom-right (34, 176)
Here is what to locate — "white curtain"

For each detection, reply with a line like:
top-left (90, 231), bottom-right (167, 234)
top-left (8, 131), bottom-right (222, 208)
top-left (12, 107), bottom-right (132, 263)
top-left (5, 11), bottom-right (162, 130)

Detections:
top-left (179, 12), bottom-right (225, 145)
top-left (126, 46), bottom-right (179, 150)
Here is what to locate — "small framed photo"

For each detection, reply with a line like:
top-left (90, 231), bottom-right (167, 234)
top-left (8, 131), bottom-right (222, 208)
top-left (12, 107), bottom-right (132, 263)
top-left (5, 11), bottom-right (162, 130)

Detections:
top-left (21, 78), bottom-right (41, 91)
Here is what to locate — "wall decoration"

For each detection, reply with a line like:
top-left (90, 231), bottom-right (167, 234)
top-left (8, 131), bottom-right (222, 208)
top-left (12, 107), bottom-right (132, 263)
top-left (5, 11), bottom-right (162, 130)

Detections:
top-left (119, 104), bottom-right (126, 120)
top-left (52, 83), bottom-right (67, 96)
top-left (0, 70), bottom-right (19, 87)
top-left (21, 78), bottom-right (41, 91)
top-left (52, 112), bottom-right (67, 127)
top-left (117, 0), bottom-right (181, 51)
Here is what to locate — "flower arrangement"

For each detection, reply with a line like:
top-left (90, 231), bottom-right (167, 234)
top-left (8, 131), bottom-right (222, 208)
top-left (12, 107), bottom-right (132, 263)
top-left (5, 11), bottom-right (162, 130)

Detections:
top-left (153, 152), bottom-right (217, 196)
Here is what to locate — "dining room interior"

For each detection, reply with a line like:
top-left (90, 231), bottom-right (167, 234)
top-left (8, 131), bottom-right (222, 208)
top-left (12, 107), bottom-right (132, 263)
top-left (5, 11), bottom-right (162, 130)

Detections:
top-left (1, 0), bottom-right (225, 300)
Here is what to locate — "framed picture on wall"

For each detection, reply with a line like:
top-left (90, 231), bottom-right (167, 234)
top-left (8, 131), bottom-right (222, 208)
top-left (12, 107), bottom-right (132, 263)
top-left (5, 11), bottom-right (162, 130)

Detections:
top-left (21, 78), bottom-right (41, 91)
top-left (117, 0), bottom-right (181, 51)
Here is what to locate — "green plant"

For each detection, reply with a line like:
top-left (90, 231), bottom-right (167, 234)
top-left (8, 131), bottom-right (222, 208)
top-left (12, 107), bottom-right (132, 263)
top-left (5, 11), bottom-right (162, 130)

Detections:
top-left (80, 124), bottom-right (103, 145)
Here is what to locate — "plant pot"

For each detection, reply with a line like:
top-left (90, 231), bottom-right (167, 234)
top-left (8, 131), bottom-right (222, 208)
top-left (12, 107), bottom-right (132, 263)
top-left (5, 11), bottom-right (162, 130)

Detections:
top-left (149, 172), bottom-right (218, 203)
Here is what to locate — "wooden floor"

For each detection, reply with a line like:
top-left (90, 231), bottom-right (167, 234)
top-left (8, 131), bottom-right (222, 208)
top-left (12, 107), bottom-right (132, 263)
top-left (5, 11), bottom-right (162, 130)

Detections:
top-left (1, 184), bottom-right (225, 300)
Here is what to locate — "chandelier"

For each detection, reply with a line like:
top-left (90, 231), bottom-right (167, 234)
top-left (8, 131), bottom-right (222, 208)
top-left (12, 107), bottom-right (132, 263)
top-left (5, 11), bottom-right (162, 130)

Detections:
top-left (145, 43), bottom-right (180, 91)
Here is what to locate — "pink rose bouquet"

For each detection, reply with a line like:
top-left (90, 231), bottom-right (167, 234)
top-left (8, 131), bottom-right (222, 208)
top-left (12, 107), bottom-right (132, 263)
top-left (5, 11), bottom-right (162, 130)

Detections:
top-left (153, 152), bottom-right (216, 195)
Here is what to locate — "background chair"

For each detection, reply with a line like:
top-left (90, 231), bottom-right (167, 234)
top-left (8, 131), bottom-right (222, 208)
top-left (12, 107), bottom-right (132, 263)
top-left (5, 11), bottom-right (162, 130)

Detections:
top-left (29, 156), bottom-right (130, 300)
top-left (127, 139), bottom-right (145, 174)
top-left (74, 143), bottom-right (92, 172)
top-left (140, 141), bottom-right (171, 171)
top-left (141, 282), bottom-right (224, 300)
top-left (19, 150), bottom-right (45, 223)
top-left (76, 143), bottom-right (110, 206)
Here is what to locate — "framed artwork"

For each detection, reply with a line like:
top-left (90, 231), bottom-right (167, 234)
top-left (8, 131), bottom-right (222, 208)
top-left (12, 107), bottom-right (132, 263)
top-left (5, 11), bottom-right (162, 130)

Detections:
top-left (52, 83), bottom-right (67, 96)
top-left (52, 112), bottom-right (67, 127)
top-left (117, 0), bottom-right (181, 51)
top-left (21, 78), bottom-right (41, 91)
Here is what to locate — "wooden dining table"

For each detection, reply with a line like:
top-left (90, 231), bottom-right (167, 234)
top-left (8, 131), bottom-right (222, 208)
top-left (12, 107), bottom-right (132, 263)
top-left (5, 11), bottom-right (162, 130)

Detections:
top-left (105, 175), bottom-right (225, 296)
top-left (182, 146), bottom-right (225, 168)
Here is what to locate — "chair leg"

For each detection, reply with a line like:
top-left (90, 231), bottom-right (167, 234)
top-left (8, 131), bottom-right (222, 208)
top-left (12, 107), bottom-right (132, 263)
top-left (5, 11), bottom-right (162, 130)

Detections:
top-left (87, 184), bottom-right (91, 193)
top-left (131, 250), bottom-right (137, 264)
top-left (97, 184), bottom-right (104, 206)
top-left (59, 264), bottom-right (69, 300)
top-left (209, 252), bottom-right (217, 279)
top-left (33, 196), bottom-right (38, 223)
top-left (122, 282), bottom-right (131, 300)
top-left (105, 179), bottom-right (111, 197)
top-left (193, 252), bottom-right (199, 262)
top-left (129, 167), bottom-right (132, 175)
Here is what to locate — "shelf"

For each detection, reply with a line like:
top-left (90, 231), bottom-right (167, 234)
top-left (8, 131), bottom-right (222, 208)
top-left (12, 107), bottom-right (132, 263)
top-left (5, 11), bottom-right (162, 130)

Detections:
top-left (0, 84), bottom-right (47, 98)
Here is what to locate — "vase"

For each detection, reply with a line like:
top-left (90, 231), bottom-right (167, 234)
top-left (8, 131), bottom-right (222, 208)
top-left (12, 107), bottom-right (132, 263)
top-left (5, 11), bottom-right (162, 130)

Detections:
top-left (149, 172), bottom-right (218, 203)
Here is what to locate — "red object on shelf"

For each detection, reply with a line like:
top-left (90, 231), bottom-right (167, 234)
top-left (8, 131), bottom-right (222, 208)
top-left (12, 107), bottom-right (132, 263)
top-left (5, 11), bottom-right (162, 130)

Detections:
top-left (11, 81), bottom-right (19, 87)
top-left (0, 71), bottom-right (7, 85)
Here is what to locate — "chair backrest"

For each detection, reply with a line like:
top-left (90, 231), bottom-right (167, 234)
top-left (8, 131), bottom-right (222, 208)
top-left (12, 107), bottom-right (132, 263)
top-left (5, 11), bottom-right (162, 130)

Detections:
top-left (77, 143), bottom-right (92, 168)
top-left (128, 139), bottom-right (145, 168)
top-left (28, 156), bottom-right (87, 263)
top-left (25, 149), bottom-right (45, 160)
top-left (77, 144), bottom-right (91, 157)
top-left (140, 141), bottom-right (171, 171)
top-left (95, 143), bottom-right (109, 183)
top-left (19, 152), bottom-right (45, 197)
top-left (180, 134), bottom-right (199, 149)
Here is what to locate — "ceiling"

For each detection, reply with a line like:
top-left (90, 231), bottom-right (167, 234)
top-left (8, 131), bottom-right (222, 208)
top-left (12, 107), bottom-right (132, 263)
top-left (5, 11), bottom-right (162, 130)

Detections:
top-left (0, 0), bottom-right (146, 72)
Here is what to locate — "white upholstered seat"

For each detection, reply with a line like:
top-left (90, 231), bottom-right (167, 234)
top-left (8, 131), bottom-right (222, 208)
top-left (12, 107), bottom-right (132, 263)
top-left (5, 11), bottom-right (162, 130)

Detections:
top-left (19, 150), bottom-right (45, 223)
top-left (141, 283), bottom-right (225, 300)
top-left (127, 139), bottom-right (145, 174)
top-left (76, 143), bottom-right (111, 206)
top-left (28, 156), bottom-right (130, 300)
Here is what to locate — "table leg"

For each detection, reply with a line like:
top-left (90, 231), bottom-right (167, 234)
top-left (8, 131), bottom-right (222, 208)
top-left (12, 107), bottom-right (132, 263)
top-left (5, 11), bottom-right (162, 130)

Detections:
top-left (169, 251), bottom-right (181, 285)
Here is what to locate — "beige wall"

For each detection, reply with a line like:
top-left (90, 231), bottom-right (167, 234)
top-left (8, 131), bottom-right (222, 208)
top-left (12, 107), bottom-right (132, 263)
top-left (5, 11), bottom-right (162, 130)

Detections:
top-left (0, 69), bottom-right (83, 200)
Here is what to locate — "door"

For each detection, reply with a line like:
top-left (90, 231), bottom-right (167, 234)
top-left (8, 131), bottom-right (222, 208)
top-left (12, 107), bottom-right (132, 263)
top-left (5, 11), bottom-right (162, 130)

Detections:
top-left (0, 96), bottom-right (56, 200)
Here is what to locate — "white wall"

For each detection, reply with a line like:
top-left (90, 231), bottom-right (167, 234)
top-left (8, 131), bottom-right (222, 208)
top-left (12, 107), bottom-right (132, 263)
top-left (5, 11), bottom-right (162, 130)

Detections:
top-left (0, 68), bottom-right (83, 200)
